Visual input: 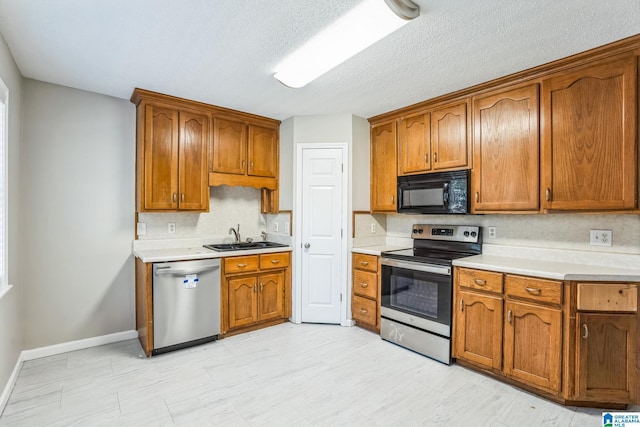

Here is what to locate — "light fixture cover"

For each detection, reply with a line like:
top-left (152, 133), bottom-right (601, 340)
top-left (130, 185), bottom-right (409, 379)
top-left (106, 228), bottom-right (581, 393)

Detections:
top-left (274, 0), bottom-right (420, 88)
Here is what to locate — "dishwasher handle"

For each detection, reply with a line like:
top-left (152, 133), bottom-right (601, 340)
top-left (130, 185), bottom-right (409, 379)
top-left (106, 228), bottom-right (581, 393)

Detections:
top-left (155, 264), bottom-right (219, 276)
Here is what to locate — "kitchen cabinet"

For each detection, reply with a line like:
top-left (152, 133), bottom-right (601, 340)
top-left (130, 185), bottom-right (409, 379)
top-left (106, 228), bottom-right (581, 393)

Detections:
top-left (540, 54), bottom-right (638, 211)
top-left (370, 120), bottom-right (398, 212)
top-left (133, 98), bottom-right (210, 212)
top-left (472, 84), bottom-right (540, 212)
top-left (210, 116), bottom-right (279, 189)
top-left (351, 253), bottom-right (380, 332)
top-left (454, 268), bottom-right (503, 370)
top-left (222, 252), bottom-right (290, 335)
top-left (397, 101), bottom-right (470, 176)
top-left (574, 283), bottom-right (638, 403)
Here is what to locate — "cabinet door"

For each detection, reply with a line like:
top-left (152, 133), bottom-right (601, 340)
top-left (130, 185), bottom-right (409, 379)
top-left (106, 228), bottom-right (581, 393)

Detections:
top-left (541, 55), bottom-right (637, 211)
top-left (257, 271), bottom-right (284, 321)
top-left (228, 276), bottom-right (257, 329)
top-left (370, 120), bottom-right (397, 212)
top-left (431, 101), bottom-right (469, 171)
top-left (454, 289), bottom-right (503, 370)
top-left (575, 313), bottom-right (637, 403)
top-left (212, 117), bottom-right (246, 175)
top-left (178, 111), bottom-right (210, 211)
top-left (472, 85), bottom-right (539, 212)
top-left (143, 104), bottom-right (179, 210)
top-left (248, 125), bottom-right (277, 178)
top-left (398, 112), bottom-right (431, 175)
top-left (503, 300), bottom-right (562, 394)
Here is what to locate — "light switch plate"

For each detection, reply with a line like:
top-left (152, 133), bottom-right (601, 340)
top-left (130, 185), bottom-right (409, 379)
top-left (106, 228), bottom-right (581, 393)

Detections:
top-left (590, 229), bottom-right (612, 246)
top-left (137, 222), bottom-right (147, 236)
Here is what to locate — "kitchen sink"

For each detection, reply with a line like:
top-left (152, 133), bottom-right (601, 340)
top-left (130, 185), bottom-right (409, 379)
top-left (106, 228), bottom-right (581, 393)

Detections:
top-left (203, 241), bottom-right (288, 252)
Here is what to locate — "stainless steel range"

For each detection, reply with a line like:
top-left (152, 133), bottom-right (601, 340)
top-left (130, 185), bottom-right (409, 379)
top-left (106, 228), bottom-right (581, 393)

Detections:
top-left (380, 224), bottom-right (482, 364)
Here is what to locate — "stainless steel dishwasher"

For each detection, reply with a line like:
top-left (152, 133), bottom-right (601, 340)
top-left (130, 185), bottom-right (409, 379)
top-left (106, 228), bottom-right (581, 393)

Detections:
top-left (152, 258), bottom-right (220, 355)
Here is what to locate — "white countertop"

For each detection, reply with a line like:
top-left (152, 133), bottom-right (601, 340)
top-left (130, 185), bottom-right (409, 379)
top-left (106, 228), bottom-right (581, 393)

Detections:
top-left (453, 254), bottom-right (640, 282)
top-left (351, 245), bottom-right (410, 256)
top-left (134, 246), bottom-right (292, 263)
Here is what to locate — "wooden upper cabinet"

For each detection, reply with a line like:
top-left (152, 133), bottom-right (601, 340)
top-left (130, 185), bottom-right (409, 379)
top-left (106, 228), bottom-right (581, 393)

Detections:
top-left (370, 120), bottom-right (398, 212)
top-left (431, 101), bottom-right (469, 171)
top-left (398, 112), bottom-right (431, 175)
top-left (140, 102), bottom-right (209, 212)
top-left (472, 84), bottom-right (540, 213)
top-left (212, 117), bottom-right (246, 175)
top-left (248, 125), bottom-right (277, 178)
top-left (541, 54), bottom-right (638, 211)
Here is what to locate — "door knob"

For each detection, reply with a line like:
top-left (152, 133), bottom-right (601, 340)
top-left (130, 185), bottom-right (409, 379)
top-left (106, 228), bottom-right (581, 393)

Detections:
top-left (304, 243), bottom-right (310, 249)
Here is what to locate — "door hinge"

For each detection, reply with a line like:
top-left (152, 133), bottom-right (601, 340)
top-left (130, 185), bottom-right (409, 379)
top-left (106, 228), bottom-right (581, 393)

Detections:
top-left (340, 293), bottom-right (343, 302)
top-left (341, 163), bottom-right (344, 173)
top-left (341, 229), bottom-right (343, 238)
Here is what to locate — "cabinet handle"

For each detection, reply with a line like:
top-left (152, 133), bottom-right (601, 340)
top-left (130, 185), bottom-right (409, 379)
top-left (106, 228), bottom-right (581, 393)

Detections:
top-left (433, 153), bottom-right (438, 163)
top-left (582, 324), bottom-right (589, 339)
top-left (260, 283), bottom-right (263, 292)
top-left (242, 160), bottom-right (246, 169)
top-left (360, 282), bottom-right (369, 288)
top-left (473, 278), bottom-right (486, 286)
top-left (425, 154), bottom-right (428, 164)
top-left (460, 299), bottom-right (464, 312)
top-left (545, 188), bottom-right (551, 201)
top-left (525, 287), bottom-right (542, 295)
top-left (359, 309), bottom-right (368, 314)
top-left (181, 193), bottom-right (185, 202)
top-left (173, 193), bottom-right (177, 202)
top-left (253, 283), bottom-right (256, 293)
top-left (475, 192), bottom-right (479, 202)
top-left (270, 259), bottom-right (280, 264)
top-left (508, 310), bottom-right (512, 323)
top-left (250, 161), bottom-right (254, 169)
top-left (360, 261), bottom-right (369, 266)
top-left (237, 263), bottom-right (247, 268)
top-left (391, 196), bottom-right (394, 204)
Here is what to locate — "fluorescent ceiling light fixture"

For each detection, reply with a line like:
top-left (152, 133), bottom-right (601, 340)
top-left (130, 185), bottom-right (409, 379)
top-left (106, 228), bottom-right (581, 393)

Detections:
top-left (274, 0), bottom-right (420, 88)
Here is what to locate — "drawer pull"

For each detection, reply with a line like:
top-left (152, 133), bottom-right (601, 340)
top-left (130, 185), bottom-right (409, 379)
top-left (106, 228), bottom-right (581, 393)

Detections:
top-left (360, 261), bottom-right (369, 266)
top-left (359, 309), bottom-right (368, 314)
top-left (271, 259), bottom-right (280, 264)
top-left (473, 278), bottom-right (487, 286)
top-left (507, 310), bottom-right (512, 323)
top-left (545, 188), bottom-right (551, 201)
top-left (525, 287), bottom-right (542, 296)
top-left (475, 192), bottom-right (479, 202)
top-left (237, 263), bottom-right (247, 268)
top-left (360, 282), bottom-right (369, 288)
top-left (582, 324), bottom-right (589, 339)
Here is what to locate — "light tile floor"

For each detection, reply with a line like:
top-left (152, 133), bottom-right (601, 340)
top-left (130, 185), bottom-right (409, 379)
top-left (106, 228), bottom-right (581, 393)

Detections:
top-left (0, 323), bottom-right (633, 426)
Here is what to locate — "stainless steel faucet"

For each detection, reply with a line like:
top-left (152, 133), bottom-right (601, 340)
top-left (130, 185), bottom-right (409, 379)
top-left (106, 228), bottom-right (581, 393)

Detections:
top-left (228, 224), bottom-right (241, 243)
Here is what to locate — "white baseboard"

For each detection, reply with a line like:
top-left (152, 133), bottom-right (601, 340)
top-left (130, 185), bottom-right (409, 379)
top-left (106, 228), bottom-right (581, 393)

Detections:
top-left (1, 330), bottom-right (138, 416)
top-left (0, 352), bottom-right (24, 416)
top-left (21, 330), bottom-right (138, 361)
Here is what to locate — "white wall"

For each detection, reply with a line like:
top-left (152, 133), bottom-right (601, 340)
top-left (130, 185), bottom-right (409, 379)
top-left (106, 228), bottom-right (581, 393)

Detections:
top-left (21, 80), bottom-right (136, 348)
top-left (0, 32), bottom-right (23, 399)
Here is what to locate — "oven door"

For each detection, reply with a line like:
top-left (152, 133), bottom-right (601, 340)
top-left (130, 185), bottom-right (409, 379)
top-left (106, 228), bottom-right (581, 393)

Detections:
top-left (381, 258), bottom-right (452, 336)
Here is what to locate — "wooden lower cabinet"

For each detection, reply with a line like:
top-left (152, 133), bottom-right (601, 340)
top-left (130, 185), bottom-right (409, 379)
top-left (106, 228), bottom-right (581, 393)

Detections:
top-left (503, 300), bottom-right (562, 394)
top-left (454, 267), bottom-right (639, 408)
top-left (575, 313), bottom-right (637, 403)
top-left (222, 252), bottom-right (290, 335)
top-left (351, 253), bottom-right (380, 332)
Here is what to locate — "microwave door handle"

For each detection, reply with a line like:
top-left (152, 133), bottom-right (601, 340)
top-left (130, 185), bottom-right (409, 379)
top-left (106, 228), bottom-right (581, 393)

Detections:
top-left (443, 183), bottom-right (449, 207)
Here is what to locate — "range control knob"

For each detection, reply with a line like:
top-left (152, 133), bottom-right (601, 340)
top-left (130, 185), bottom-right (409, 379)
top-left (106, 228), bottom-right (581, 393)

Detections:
top-left (471, 231), bottom-right (477, 237)
top-left (413, 229), bottom-right (419, 234)
top-left (463, 231), bottom-right (470, 237)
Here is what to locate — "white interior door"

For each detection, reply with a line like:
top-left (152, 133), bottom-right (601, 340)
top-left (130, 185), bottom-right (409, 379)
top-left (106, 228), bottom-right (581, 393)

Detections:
top-left (300, 147), bottom-right (344, 324)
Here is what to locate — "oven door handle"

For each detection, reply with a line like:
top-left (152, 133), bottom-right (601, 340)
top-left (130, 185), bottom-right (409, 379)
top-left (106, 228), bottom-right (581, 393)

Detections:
top-left (381, 258), bottom-right (451, 276)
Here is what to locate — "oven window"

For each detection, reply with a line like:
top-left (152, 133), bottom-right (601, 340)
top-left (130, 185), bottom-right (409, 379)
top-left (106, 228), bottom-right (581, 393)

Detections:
top-left (400, 187), bottom-right (444, 208)
top-left (391, 275), bottom-right (438, 318)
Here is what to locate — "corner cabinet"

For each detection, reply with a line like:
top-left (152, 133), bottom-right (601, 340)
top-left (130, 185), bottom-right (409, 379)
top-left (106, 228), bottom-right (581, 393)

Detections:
top-left (454, 267), bottom-right (639, 408)
top-left (370, 120), bottom-right (398, 213)
top-left (221, 252), bottom-right (291, 336)
top-left (132, 91), bottom-right (210, 212)
top-left (541, 54), bottom-right (638, 211)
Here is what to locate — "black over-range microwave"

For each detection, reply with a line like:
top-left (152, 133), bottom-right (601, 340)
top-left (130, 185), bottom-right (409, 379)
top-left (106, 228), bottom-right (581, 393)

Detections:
top-left (397, 170), bottom-right (469, 214)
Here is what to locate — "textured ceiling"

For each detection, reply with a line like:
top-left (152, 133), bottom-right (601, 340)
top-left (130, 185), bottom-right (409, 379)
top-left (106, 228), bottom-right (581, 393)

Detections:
top-left (0, 0), bottom-right (639, 120)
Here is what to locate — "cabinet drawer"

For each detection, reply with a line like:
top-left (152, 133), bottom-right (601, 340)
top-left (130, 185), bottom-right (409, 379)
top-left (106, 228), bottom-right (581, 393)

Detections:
top-left (505, 275), bottom-right (562, 305)
top-left (353, 269), bottom-right (378, 299)
top-left (457, 268), bottom-right (503, 293)
top-left (577, 283), bottom-right (638, 312)
top-left (224, 255), bottom-right (259, 274)
top-left (353, 253), bottom-right (378, 273)
top-left (352, 295), bottom-right (377, 326)
top-left (260, 252), bottom-right (290, 270)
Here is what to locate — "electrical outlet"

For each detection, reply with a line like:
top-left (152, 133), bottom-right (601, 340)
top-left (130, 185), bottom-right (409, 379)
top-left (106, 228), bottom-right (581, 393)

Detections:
top-left (284, 222), bottom-right (290, 233)
top-left (274, 222), bottom-right (279, 232)
top-left (137, 222), bottom-right (147, 236)
top-left (590, 229), bottom-right (612, 246)
top-left (488, 226), bottom-right (496, 239)
top-left (370, 223), bottom-right (376, 233)
top-left (168, 222), bottom-right (176, 234)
